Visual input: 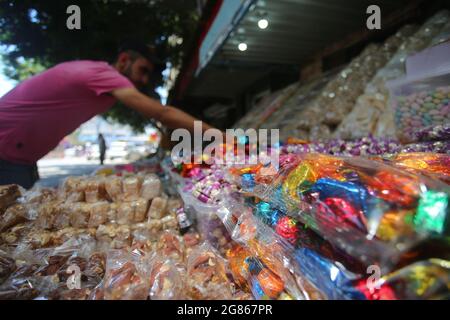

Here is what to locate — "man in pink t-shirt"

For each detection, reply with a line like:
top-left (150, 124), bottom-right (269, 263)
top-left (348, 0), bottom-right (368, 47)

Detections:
top-left (0, 41), bottom-right (213, 188)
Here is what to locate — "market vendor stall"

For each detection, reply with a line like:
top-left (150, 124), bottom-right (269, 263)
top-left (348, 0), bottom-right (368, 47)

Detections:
top-left (1, 1), bottom-right (449, 301)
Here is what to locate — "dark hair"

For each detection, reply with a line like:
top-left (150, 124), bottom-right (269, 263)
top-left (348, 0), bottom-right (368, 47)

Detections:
top-left (117, 40), bottom-right (162, 66)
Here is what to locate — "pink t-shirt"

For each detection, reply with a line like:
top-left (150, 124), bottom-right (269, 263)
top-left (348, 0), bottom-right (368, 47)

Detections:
top-left (0, 61), bottom-right (134, 164)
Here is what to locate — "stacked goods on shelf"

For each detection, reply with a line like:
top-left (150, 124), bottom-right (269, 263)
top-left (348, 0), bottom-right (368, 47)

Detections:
top-left (161, 158), bottom-right (237, 255)
top-left (221, 196), bottom-right (450, 300)
top-left (388, 43), bottom-right (450, 143)
top-left (92, 232), bottom-right (251, 300)
top-left (282, 130), bottom-right (450, 157)
top-left (259, 72), bottom-right (337, 141)
top-left (233, 84), bottom-right (299, 129)
top-left (335, 10), bottom-right (450, 140)
top-left (226, 152), bottom-right (450, 299)
top-left (234, 10), bottom-right (450, 145)
top-left (301, 26), bottom-right (416, 141)
top-left (0, 173), bottom-right (253, 300)
top-left (257, 21), bottom-right (417, 141)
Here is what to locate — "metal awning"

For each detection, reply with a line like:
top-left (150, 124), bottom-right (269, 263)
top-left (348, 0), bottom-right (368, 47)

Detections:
top-left (173, 0), bottom-right (420, 101)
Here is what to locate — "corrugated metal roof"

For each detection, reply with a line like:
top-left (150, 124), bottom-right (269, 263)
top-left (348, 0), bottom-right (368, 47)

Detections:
top-left (219, 0), bottom-right (412, 65)
top-left (182, 0), bottom-right (418, 99)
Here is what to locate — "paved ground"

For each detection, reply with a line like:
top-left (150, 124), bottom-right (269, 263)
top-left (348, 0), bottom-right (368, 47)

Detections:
top-left (37, 157), bottom-right (125, 187)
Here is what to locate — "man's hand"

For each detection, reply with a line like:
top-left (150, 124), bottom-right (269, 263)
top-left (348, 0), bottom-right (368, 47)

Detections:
top-left (111, 87), bottom-right (214, 133)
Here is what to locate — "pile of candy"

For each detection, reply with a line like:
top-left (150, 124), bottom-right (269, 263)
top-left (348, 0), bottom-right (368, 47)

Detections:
top-left (226, 152), bottom-right (450, 299)
top-left (231, 153), bottom-right (449, 265)
top-left (393, 86), bottom-right (450, 143)
top-left (0, 172), bottom-right (257, 300)
top-left (282, 132), bottom-right (450, 157)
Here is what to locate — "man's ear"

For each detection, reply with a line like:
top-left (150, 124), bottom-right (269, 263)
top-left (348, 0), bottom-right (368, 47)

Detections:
top-left (116, 52), bottom-right (130, 71)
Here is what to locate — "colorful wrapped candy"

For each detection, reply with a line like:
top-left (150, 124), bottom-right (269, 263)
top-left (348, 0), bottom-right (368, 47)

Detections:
top-left (385, 153), bottom-right (450, 184)
top-left (230, 153), bottom-right (450, 269)
top-left (355, 259), bottom-right (450, 300)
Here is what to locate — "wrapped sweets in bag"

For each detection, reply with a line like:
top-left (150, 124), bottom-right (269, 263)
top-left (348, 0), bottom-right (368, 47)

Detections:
top-left (185, 243), bottom-right (233, 300)
top-left (104, 176), bottom-right (123, 202)
top-left (102, 249), bottom-right (150, 300)
top-left (59, 177), bottom-right (86, 203)
top-left (229, 153), bottom-right (450, 270)
top-left (147, 252), bottom-right (188, 300)
top-left (122, 176), bottom-right (142, 202)
top-left (140, 174), bottom-right (162, 201)
top-left (88, 202), bottom-right (110, 228)
top-left (84, 177), bottom-right (108, 203)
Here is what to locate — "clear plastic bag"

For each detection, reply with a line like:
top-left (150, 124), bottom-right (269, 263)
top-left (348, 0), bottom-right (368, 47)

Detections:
top-left (178, 186), bottom-right (233, 254)
top-left (147, 197), bottom-right (168, 220)
top-left (382, 152), bottom-right (450, 184)
top-left (0, 185), bottom-right (22, 216)
top-left (230, 153), bottom-right (450, 271)
top-left (59, 176), bottom-right (86, 203)
top-left (185, 242), bottom-right (233, 300)
top-left (141, 174), bottom-right (162, 201)
top-left (226, 207), bottom-right (312, 300)
top-left (154, 230), bottom-right (185, 262)
top-left (0, 203), bottom-right (34, 233)
top-left (122, 176), bottom-right (142, 202)
top-left (147, 253), bottom-right (188, 300)
top-left (102, 249), bottom-right (150, 300)
top-left (88, 202), bottom-right (110, 228)
top-left (336, 11), bottom-right (450, 140)
top-left (104, 176), bottom-right (123, 202)
top-left (1, 236), bottom-right (104, 300)
top-left (355, 259), bottom-right (450, 300)
top-left (84, 177), bottom-right (108, 203)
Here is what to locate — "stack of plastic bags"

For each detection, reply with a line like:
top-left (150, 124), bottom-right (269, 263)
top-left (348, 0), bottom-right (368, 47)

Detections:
top-left (226, 152), bottom-right (450, 299)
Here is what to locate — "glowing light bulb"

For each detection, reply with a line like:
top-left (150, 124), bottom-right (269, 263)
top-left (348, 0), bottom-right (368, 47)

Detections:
top-left (238, 42), bottom-right (248, 51)
top-left (258, 18), bottom-right (269, 29)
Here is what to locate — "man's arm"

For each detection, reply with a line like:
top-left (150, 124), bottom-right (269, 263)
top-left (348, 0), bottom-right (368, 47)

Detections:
top-left (111, 87), bottom-right (214, 133)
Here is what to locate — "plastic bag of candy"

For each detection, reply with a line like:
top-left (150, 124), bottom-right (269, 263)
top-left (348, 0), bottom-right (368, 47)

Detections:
top-left (382, 152), bottom-right (450, 184)
top-left (354, 258), bottom-right (450, 300)
top-left (228, 206), bottom-right (318, 300)
top-left (229, 153), bottom-right (450, 270)
top-left (185, 242), bottom-right (233, 300)
top-left (147, 252), bottom-right (188, 300)
top-left (227, 245), bottom-right (289, 300)
top-left (178, 186), bottom-right (233, 255)
top-left (102, 249), bottom-right (151, 300)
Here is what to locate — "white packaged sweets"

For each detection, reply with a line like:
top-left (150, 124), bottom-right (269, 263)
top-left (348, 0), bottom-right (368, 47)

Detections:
top-left (148, 197), bottom-right (168, 220)
top-left (122, 176), bottom-right (142, 202)
top-left (88, 201), bottom-right (110, 228)
top-left (105, 176), bottom-right (123, 202)
top-left (141, 174), bottom-right (162, 201)
top-left (117, 202), bottom-right (135, 225)
top-left (132, 198), bottom-right (149, 223)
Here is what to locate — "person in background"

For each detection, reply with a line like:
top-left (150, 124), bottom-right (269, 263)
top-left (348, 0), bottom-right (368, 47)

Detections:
top-left (98, 133), bottom-right (107, 165)
top-left (0, 40), bottom-right (214, 189)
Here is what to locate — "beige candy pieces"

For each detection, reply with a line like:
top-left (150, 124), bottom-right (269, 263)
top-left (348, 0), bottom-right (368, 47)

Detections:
top-left (140, 175), bottom-right (162, 201)
top-left (147, 197), bottom-right (168, 220)
top-left (122, 176), bottom-right (142, 202)
top-left (69, 203), bottom-right (91, 228)
top-left (105, 176), bottom-right (123, 202)
top-left (53, 203), bottom-right (72, 229)
top-left (88, 202), bottom-right (110, 228)
top-left (132, 199), bottom-right (149, 223)
top-left (85, 178), bottom-right (107, 203)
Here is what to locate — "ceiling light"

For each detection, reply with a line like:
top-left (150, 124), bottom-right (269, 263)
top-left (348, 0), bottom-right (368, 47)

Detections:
top-left (238, 42), bottom-right (248, 51)
top-left (258, 18), bottom-right (269, 29)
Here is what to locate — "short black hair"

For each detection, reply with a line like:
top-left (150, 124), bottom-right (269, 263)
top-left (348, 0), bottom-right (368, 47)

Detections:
top-left (117, 39), bottom-right (162, 66)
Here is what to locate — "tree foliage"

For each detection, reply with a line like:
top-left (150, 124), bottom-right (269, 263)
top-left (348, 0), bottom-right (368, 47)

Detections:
top-left (0, 0), bottom-right (199, 131)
